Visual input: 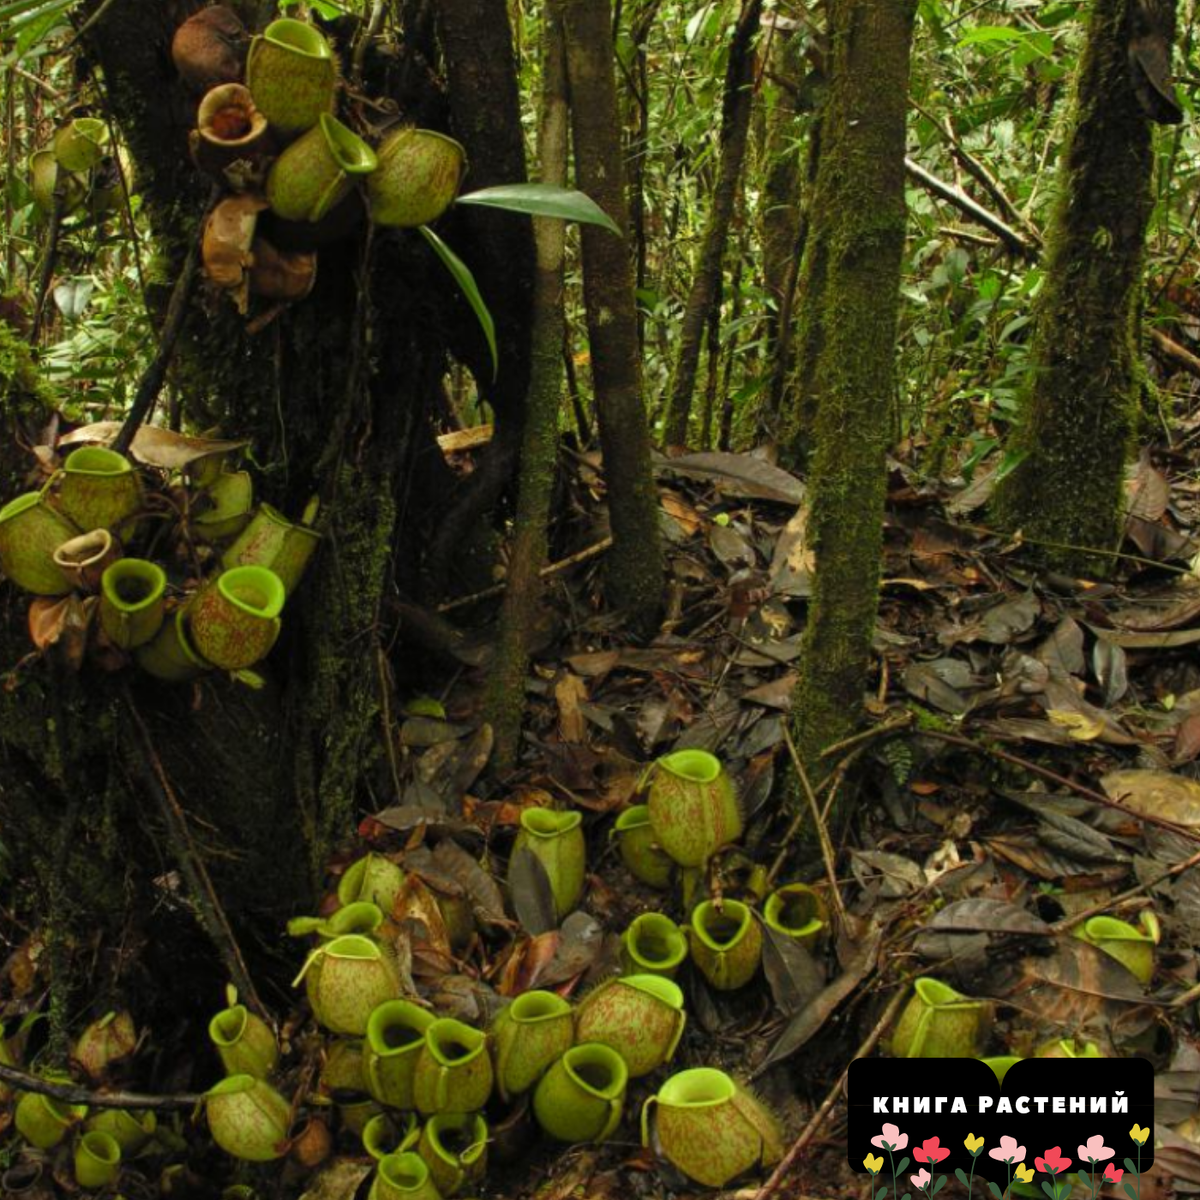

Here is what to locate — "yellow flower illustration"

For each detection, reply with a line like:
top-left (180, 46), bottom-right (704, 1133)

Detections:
top-left (864, 1152), bottom-right (884, 1174)
top-left (1015, 1163), bottom-right (1035, 1184)
top-left (1130, 1124), bottom-right (1149, 1145)
top-left (965, 1133), bottom-right (985, 1153)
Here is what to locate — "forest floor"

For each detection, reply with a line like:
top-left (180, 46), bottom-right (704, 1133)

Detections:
top-left (7, 424), bottom-right (1200, 1200)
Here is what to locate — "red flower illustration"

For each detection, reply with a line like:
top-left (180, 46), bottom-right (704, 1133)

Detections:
top-left (1103, 1164), bottom-right (1124, 1184)
top-left (913, 1137), bottom-right (951, 1164)
top-left (1035, 1146), bottom-right (1073, 1175)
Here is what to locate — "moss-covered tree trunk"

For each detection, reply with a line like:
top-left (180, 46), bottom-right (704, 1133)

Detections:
top-left (786, 0), bottom-right (917, 786)
top-left (992, 0), bottom-right (1173, 573)
top-left (563, 0), bottom-right (663, 633)
top-left (484, 0), bottom-right (569, 775)
top-left (661, 0), bottom-right (762, 448)
top-left (0, 0), bottom-right (533, 1027)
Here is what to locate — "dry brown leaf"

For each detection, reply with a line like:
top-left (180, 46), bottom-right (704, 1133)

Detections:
top-left (1102, 769), bottom-right (1200, 827)
top-left (59, 422), bottom-right (249, 470)
top-left (555, 673), bottom-right (588, 744)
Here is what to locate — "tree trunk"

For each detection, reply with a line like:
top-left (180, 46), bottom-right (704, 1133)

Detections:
top-left (563, 0), bottom-right (663, 634)
top-left (787, 0), bottom-right (917, 788)
top-left (992, 0), bottom-right (1171, 574)
top-left (661, 0), bottom-right (763, 448)
top-left (0, 0), bottom-right (533, 1027)
top-left (484, 0), bottom-right (569, 775)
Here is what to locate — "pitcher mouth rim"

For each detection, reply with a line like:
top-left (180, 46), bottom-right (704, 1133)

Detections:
top-left (261, 17), bottom-right (333, 59)
top-left (656, 1065), bottom-right (737, 1108)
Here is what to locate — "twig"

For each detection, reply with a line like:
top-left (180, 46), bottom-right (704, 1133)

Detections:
top-left (748, 987), bottom-right (909, 1200)
top-left (1050, 845), bottom-right (1200, 935)
top-left (0, 1063), bottom-right (201, 1111)
top-left (435, 537), bottom-right (613, 613)
top-left (819, 711), bottom-right (914, 759)
top-left (112, 190), bottom-right (215, 455)
top-left (910, 98), bottom-right (1042, 246)
top-left (1151, 327), bottom-right (1200, 379)
top-left (919, 729), bottom-right (1200, 845)
top-left (123, 694), bottom-right (269, 1020)
top-left (59, 0), bottom-right (122, 55)
top-left (905, 158), bottom-right (1039, 260)
top-left (781, 724), bottom-right (848, 928)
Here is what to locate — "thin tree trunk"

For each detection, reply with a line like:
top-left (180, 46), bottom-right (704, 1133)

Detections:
top-left (787, 0), bottom-right (917, 789)
top-left (485, 0), bottom-right (569, 775)
top-left (661, 0), bottom-right (763, 447)
top-left (992, 0), bottom-right (1173, 573)
top-left (563, 0), bottom-right (663, 633)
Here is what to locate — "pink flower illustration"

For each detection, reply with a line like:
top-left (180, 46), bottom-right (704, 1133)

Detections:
top-left (910, 1167), bottom-right (931, 1189)
top-left (1078, 1134), bottom-right (1114, 1163)
top-left (1035, 1146), bottom-right (1072, 1174)
top-left (1103, 1164), bottom-right (1124, 1183)
top-left (988, 1135), bottom-right (1026, 1163)
top-left (913, 1136), bottom-right (951, 1164)
top-left (871, 1122), bottom-right (909, 1151)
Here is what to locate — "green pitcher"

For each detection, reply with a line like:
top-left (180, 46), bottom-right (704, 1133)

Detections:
top-left (205, 1074), bottom-right (290, 1161)
top-left (15, 1087), bottom-right (87, 1149)
top-left (646, 749), bottom-right (742, 867)
top-left (266, 113), bottom-right (377, 224)
top-left (72, 1010), bottom-right (137, 1081)
top-left (246, 18), bottom-right (337, 137)
top-left (367, 127), bottom-right (465, 228)
top-left (612, 805), bottom-right (674, 888)
top-left (415, 1112), bottom-right (488, 1197)
top-left (84, 1107), bottom-right (157, 1155)
top-left (54, 117), bottom-right (108, 172)
top-left (369, 1151), bottom-right (442, 1200)
top-left (1074, 912), bottom-right (1159, 984)
top-left (412, 1018), bottom-right (493, 1115)
top-left (53, 528), bottom-right (119, 593)
top-left (57, 446), bottom-right (141, 534)
top-left (297, 934), bottom-right (403, 1036)
top-left (491, 989), bottom-right (574, 1100)
top-left (889, 977), bottom-right (990, 1058)
top-left (338, 852), bottom-right (406, 914)
top-left (362, 1112), bottom-right (418, 1161)
top-left (30, 148), bottom-right (86, 217)
top-left (687, 899), bottom-right (762, 990)
top-left (0, 491), bottom-right (79, 595)
top-left (364, 999), bottom-right (436, 1109)
top-left (74, 1130), bottom-right (121, 1189)
top-left (209, 1000), bottom-right (279, 1079)
top-left (135, 608), bottom-right (211, 682)
top-left (574, 974), bottom-right (686, 1078)
top-left (532, 1043), bottom-right (627, 1144)
top-left (222, 502), bottom-right (321, 595)
top-left (192, 469), bottom-right (254, 543)
top-left (762, 883), bottom-right (826, 948)
top-left (620, 912), bottom-right (688, 978)
top-left (188, 565), bottom-right (284, 670)
top-left (100, 559), bottom-right (166, 650)
top-left (510, 807), bottom-right (585, 921)
top-left (642, 1067), bottom-right (783, 1187)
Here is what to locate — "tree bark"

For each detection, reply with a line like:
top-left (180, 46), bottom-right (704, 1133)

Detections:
top-left (484, 0), bottom-right (569, 775)
top-left (787, 0), bottom-right (917, 788)
top-left (661, 0), bottom-right (763, 448)
top-left (992, 0), bottom-right (1170, 574)
top-left (563, 0), bottom-right (663, 634)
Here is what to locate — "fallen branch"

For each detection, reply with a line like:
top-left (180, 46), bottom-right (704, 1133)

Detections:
top-left (0, 1062), bottom-right (201, 1110)
top-left (435, 536), bottom-right (613, 613)
top-left (1151, 327), bottom-right (1200, 379)
top-left (920, 729), bottom-right (1200, 845)
top-left (747, 986), bottom-right (908, 1200)
top-left (905, 158), bottom-right (1039, 260)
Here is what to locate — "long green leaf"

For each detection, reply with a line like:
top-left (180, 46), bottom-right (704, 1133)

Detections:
top-left (455, 183), bottom-right (621, 236)
top-left (418, 225), bottom-right (497, 381)
top-left (0, 0), bottom-right (66, 24)
top-left (957, 24), bottom-right (1026, 45)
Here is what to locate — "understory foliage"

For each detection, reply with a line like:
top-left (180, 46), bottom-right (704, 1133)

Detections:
top-left (1, 0), bottom-right (1200, 1197)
